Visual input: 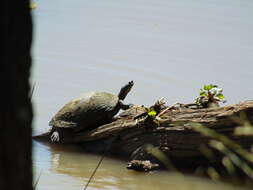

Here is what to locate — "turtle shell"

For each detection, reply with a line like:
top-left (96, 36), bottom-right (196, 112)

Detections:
top-left (49, 92), bottom-right (119, 131)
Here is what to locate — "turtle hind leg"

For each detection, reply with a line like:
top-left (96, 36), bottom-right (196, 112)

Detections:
top-left (119, 100), bottom-right (134, 110)
top-left (50, 128), bottom-right (74, 143)
top-left (50, 131), bottom-right (60, 143)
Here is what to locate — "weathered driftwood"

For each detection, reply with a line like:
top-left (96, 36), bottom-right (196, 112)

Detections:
top-left (34, 101), bottom-right (253, 170)
top-left (127, 160), bottom-right (160, 171)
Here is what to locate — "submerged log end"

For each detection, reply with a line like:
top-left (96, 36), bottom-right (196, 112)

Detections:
top-left (127, 160), bottom-right (160, 172)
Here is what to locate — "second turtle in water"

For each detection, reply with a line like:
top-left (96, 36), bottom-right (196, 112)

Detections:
top-left (49, 81), bottom-right (134, 143)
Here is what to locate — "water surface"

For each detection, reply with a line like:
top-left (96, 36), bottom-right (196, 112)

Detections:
top-left (32, 0), bottom-right (253, 189)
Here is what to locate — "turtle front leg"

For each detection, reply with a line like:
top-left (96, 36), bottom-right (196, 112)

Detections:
top-left (119, 100), bottom-right (133, 110)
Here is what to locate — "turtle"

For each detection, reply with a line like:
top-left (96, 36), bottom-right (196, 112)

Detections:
top-left (49, 80), bottom-right (134, 143)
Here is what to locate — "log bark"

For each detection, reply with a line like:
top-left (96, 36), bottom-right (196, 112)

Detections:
top-left (35, 101), bottom-right (253, 166)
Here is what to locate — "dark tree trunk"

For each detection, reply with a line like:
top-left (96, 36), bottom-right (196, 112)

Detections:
top-left (0, 1), bottom-right (33, 190)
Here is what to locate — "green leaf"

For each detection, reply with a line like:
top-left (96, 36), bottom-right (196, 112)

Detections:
top-left (216, 88), bottom-right (223, 94)
top-left (148, 110), bottom-right (157, 117)
top-left (203, 85), bottom-right (210, 91)
top-left (199, 91), bottom-right (207, 97)
top-left (216, 94), bottom-right (225, 100)
top-left (204, 84), bottom-right (218, 91)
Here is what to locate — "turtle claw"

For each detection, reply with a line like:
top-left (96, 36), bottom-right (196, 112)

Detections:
top-left (50, 131), bottom-right (60, 143)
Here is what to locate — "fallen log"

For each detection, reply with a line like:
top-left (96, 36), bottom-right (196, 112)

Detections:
top-left (34, 100), bottom-right (253, 171)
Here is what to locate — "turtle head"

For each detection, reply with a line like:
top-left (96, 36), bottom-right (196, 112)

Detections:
top-left (118, 80), bottom-right (134, 100)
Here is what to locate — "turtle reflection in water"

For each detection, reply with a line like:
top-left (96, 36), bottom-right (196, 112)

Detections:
top-left (49, 81), bottom-right (134, 143)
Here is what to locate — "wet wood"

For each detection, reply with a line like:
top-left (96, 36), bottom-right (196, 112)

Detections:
top-left (82, 101), bottom-right (253, 157)
top-left (127, 160), bottom-right (160, 171)
top-left (34, 101), bottom-right (253, 170)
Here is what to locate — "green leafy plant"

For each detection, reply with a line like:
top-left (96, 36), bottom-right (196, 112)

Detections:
top-left (147, 109), bottom-right (157, 117)
top-left (195, 84), bottom-right (226, 108)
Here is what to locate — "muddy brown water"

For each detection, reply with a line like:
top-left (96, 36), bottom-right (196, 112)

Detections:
top-left (32, 0), bottom-right (253, 189)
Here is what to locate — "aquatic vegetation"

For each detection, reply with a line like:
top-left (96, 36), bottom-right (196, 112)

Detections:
top-left (191, 121), bottom-right (253, 185)
top-left (233, 112), bottom-right (253, 136)
top-left (145, 144), bottom-right (178, 172)
top-left (195, 84), bottom-right (226, 108)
